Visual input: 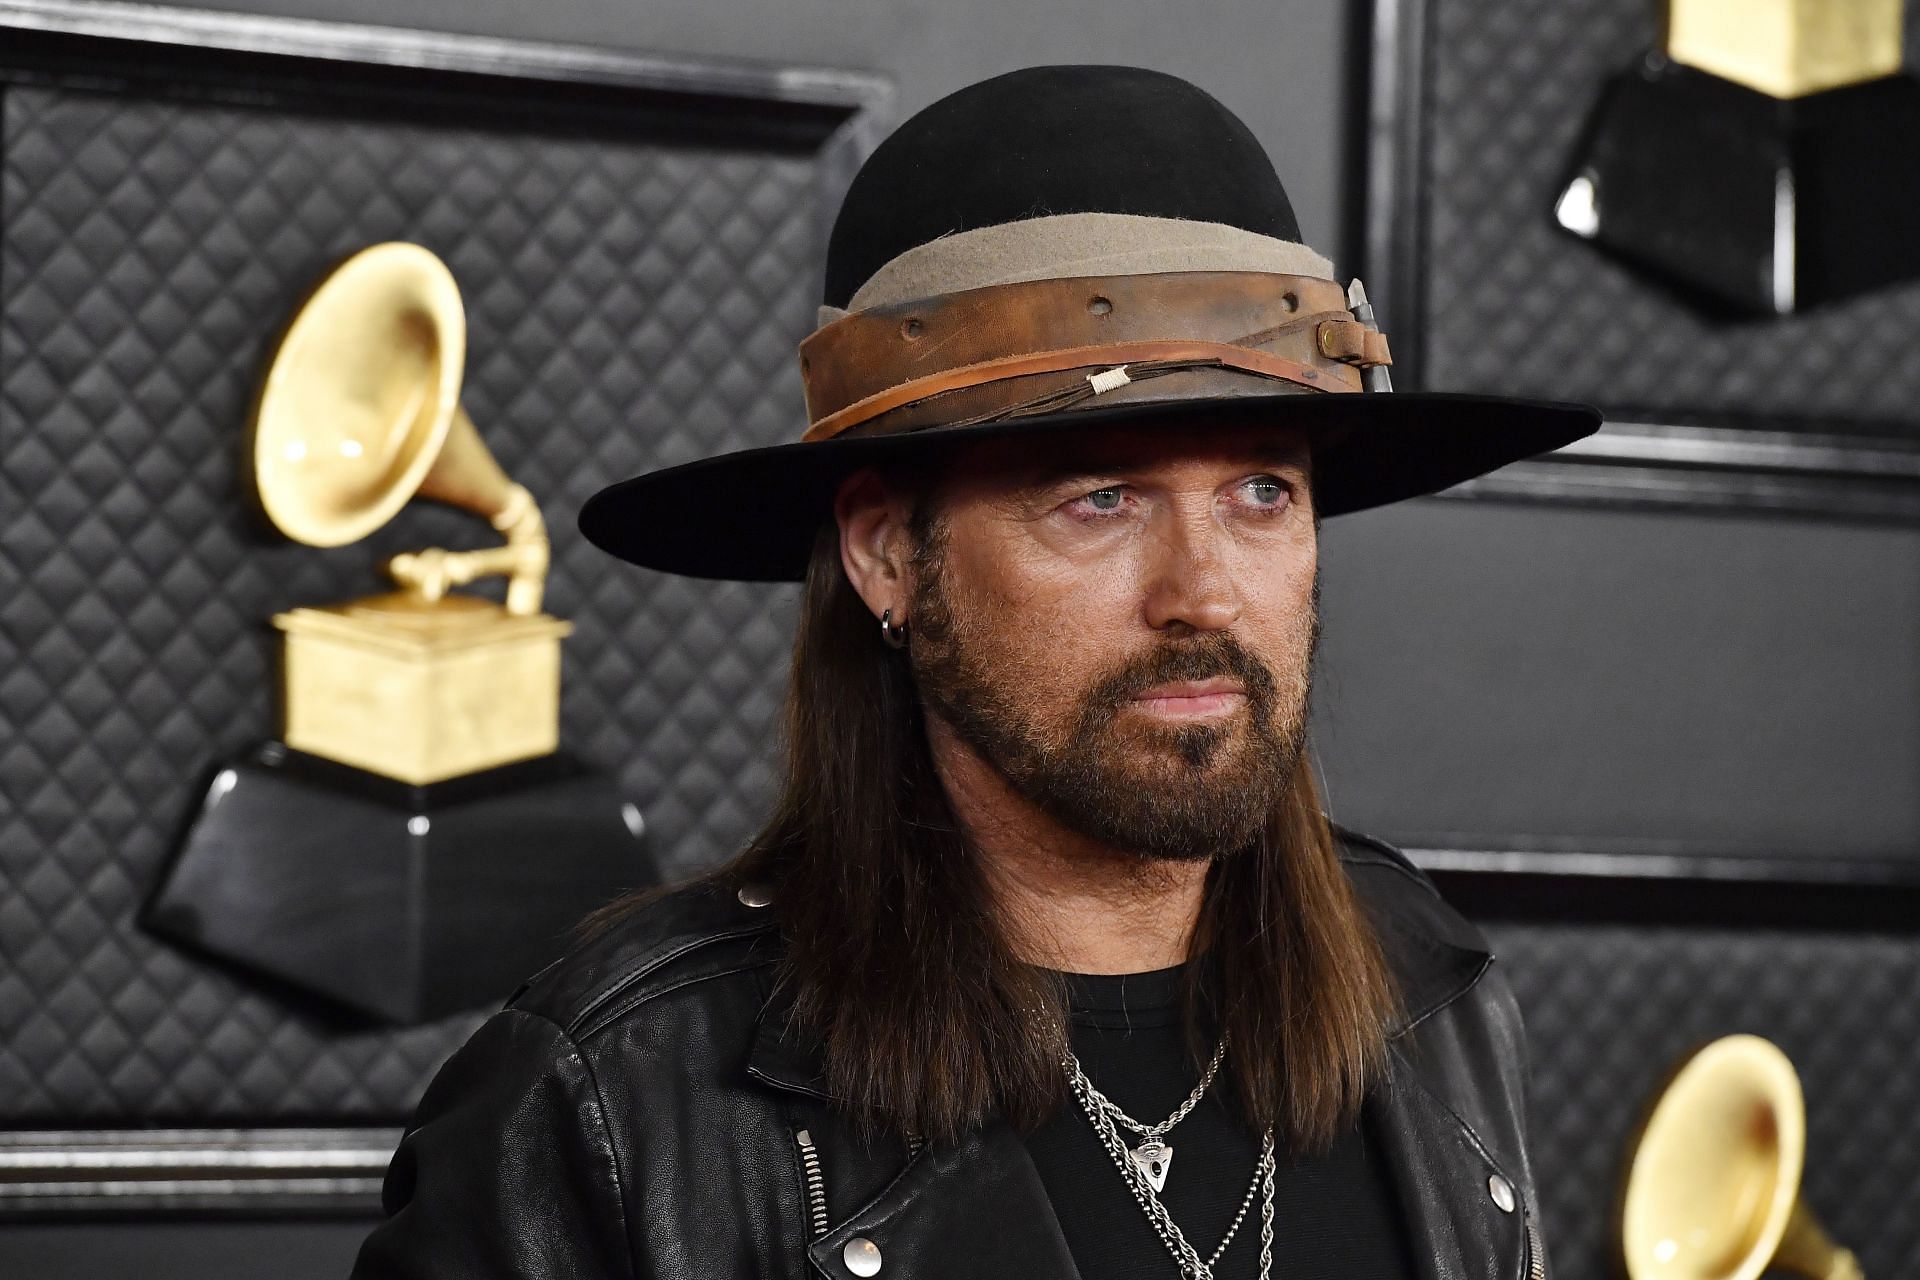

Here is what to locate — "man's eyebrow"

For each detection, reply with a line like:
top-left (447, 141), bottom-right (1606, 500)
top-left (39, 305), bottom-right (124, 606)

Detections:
top-left (1021, 457), bottom-right (1124, 486)
top-left (1011, 440), bottom-right (1312, 488)
top-left (1250, 446), bottom-right (1311, 472)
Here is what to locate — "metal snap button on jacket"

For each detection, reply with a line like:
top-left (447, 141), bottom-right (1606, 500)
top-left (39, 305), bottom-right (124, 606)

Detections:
top-left (1487, 1173), bottom-right (1516, 1213)
top-left (736, 883), bottom-right (774, 909)
top-left (843, 1237), bottom-right (882, 1276)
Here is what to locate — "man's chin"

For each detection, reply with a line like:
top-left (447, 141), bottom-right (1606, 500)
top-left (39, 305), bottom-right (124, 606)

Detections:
top-left (1052, 793), bottom-right (1268, 864)
top-left (1105, 720), bottom-right (1246, 773)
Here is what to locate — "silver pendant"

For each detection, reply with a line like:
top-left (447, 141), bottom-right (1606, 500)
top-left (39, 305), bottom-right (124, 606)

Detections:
top-left (1129, 1139), bottom-right (1173, 1192)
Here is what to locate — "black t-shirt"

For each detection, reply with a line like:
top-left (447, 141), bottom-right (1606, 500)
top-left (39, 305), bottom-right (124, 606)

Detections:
top-left (1024, 964), bottom-right (1418, 1279)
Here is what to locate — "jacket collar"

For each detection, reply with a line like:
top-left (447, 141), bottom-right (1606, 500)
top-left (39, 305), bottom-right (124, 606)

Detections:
top-left (1340, 843), bottom-right (1496, 1038)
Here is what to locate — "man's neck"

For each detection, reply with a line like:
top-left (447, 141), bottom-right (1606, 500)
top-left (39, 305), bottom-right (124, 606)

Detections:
top-left (926, 715), bottom-right (1208, 975)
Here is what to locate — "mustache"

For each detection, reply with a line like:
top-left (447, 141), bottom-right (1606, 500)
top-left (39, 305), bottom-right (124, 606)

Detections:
top-left (1081, 630), bottom-right (1280, 716)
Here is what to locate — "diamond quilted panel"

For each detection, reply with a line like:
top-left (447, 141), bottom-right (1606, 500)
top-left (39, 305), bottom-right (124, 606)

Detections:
top-left (1488, 921), bottom-right (1920, 1280)
top-left (1414, 0), bottom-right (1920, 425)
top-left (1, 84), bottom-right (818, 1121)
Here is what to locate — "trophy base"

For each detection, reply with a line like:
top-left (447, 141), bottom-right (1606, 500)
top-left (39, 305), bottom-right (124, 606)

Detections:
top-left (145, 742), bottom-right (655, 1025)
top-left (1557, 58), bottom-right (1920, 314)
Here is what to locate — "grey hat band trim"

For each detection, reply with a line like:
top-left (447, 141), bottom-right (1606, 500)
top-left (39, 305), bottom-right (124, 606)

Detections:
top-left (816, 211), bottom-right (1338, 326)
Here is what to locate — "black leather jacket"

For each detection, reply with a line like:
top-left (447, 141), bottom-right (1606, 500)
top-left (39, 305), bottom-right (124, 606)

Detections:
top-left (351, 829), bottom-right (1549, 1280)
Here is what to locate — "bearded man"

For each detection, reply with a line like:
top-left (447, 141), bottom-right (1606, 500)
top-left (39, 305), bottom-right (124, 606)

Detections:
top-left (353, 65), bottom-right (1598, 1280)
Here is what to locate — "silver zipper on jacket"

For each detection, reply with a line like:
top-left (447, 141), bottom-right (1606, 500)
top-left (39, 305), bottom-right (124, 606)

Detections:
top-left (793, 1128), bottom-right (830, 1238)
top-left (1524, 1214), bottom-right (1546, 1280)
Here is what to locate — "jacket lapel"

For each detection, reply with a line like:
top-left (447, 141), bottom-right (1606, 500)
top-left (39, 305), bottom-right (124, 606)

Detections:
top-left (746, 991), bottom-right (1083, 1279)
top-left (1348, 848), bottom-right (1529, 1280)
top-left (805, 1120), bottom-right (1083, 1280)
top-left (1368, 1055), bottom-right (1526, 1280)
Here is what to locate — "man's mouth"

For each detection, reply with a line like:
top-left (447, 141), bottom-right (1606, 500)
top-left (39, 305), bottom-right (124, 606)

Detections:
top-left (1127, 678), bottom-right (1247, 720)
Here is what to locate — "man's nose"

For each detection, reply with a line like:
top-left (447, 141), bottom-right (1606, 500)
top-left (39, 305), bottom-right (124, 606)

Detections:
top-left (1142, 508), bottom-right (1244, 632)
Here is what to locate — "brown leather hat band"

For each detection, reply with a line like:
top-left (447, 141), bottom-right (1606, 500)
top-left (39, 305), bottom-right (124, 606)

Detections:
top-left (798, 270), bottom-right (1391, 443)
top-left (802, 339), bottom-right (1345, 443)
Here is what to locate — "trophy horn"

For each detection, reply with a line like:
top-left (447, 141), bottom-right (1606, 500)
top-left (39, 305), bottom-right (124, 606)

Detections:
top-left (1617, 1035), bottom-right (1863, 1280)
top-left (250, 240), bottom-right (548, 614)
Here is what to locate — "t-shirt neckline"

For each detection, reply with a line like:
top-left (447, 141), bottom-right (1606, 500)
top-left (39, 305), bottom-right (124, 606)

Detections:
top-left (1053, 961), bottom-right (1187, 1028)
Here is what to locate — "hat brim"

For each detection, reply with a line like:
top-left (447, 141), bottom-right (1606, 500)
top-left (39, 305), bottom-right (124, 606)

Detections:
top-left (577, 391), bottom-right (1601, 581)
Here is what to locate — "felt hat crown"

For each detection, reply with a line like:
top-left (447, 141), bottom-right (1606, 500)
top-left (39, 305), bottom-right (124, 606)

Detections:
top-left (579, 65), bottom-right (1599, 580)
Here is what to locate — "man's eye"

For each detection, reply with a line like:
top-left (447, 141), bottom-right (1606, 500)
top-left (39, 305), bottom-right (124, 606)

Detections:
top-left (1242, 476), bottom-right (1289, 507)
top-left (1083, 487), bottom-right (1125, 512)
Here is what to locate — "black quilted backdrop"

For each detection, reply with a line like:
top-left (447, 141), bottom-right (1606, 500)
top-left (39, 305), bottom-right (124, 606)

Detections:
top-left (1412, 0), bottom-right (1920, 429)
top-left (1490, 919), bottom-right (1920, 1279)
top-left (0, 82), bottom-right (815, 1122)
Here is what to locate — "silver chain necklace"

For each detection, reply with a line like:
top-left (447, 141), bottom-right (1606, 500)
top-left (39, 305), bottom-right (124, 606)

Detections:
top-left (1064, 1044), bottom-right (1277, 1280)
top-left (1072, 1037), bottom-right (1227, 1189)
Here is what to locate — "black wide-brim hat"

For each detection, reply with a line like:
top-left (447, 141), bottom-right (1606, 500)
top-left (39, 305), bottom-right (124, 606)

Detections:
top-left (581, 65), bottom-right (1600, 582)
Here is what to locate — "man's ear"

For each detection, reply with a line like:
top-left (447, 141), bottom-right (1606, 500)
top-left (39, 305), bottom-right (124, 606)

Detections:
top-left (834, 468), bottom-right (915, 622)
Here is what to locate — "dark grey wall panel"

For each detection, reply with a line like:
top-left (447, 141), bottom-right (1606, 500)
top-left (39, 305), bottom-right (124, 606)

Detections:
top-left (1314, 498), bottom-right (1920, 859)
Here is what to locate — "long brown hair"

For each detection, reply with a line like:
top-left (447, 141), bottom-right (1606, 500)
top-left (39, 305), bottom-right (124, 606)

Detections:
top-left (600, 516), bottom-right (1400, 1153)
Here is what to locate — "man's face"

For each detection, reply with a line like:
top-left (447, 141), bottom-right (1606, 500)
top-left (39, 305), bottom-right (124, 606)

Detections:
top-left (902, 422), bottom-right (1319, 862)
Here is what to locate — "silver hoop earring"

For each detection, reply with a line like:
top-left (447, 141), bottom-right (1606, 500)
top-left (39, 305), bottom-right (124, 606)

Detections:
top-left (880, 608), bottom-right (908, 650)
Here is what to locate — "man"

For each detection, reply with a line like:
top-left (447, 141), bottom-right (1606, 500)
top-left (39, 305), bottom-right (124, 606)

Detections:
top-left (353, 65), bottom-right (1597, 1280)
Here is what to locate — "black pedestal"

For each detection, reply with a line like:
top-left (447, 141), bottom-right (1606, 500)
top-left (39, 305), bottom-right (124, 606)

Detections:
top-left (146, 743), bottom-right (656, 1024)
top-left (1557, 57), bottom-right (1920, 314)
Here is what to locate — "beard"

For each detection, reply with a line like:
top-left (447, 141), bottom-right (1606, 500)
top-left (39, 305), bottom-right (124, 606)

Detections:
top-left (906, 528), bottom-right (1318, 863)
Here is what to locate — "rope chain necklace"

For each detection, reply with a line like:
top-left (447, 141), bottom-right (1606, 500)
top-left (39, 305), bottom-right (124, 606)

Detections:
top-left (1064, 1039), bottom-right (1277, 1280)
top-left (1073, 1037), bottom-right (1227, 1190)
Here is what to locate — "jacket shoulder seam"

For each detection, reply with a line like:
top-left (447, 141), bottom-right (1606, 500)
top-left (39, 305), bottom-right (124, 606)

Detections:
top-left (507, 880), bottom-right (779, 1033)
top-left (559, 922), bottom-right (776, 1035)
top-left (573, 955), bottom-right (777, 1042)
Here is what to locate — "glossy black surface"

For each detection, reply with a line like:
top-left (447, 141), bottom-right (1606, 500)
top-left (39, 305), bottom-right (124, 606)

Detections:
top-left (146, 744), bottom-right (655, 1024)
top-left (1561, 58), bottom-right (1920, 314)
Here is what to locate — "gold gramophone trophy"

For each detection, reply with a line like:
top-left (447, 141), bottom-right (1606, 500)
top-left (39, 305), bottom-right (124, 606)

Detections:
top-left (255, 240), bottom-right (570, 784)
top-left (1616, 1035), bottom-right (1863, 1280)
top-left (147, 243), bottom-right (651, 1024)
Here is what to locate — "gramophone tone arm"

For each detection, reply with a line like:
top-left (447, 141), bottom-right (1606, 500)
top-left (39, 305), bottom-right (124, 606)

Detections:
top-left (384, 483), bottom-right (552, 615)
top-left (491, 483), bottom-right (548, 547)
top-left (385, 541), bottom-right (549, 615)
